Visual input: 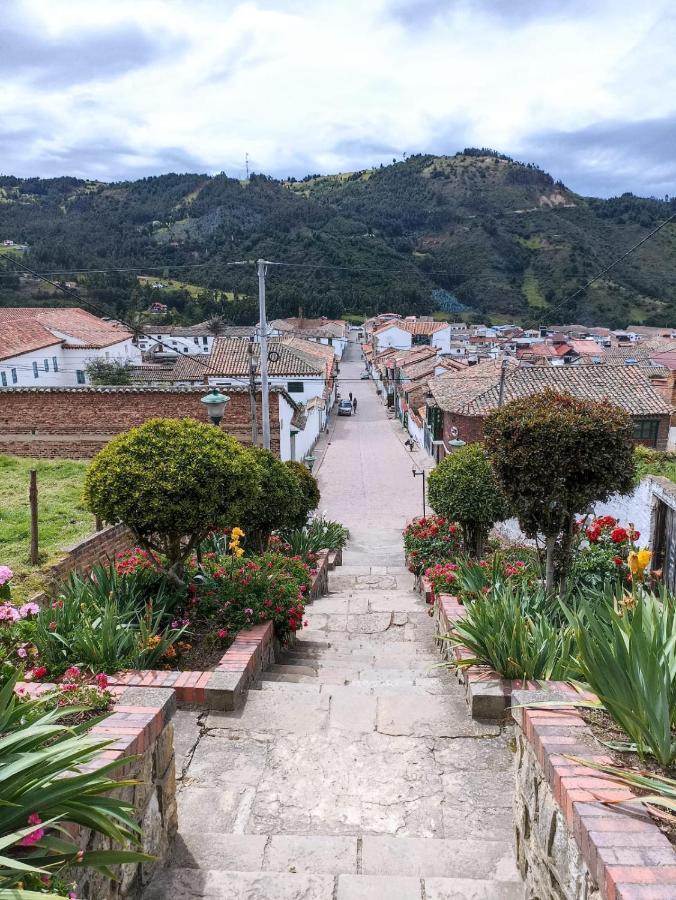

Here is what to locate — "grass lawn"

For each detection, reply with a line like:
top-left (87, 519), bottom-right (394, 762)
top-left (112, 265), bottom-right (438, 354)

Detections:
top-left (0, 455), bottom-right (93, 601)
top-left (137, 275), bottom-right (235, 301)
top-left (635, 448), bottom-right (676, 485)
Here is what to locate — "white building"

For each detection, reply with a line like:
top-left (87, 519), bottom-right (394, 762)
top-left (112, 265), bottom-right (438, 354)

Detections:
top-left (0, 307), bottom-right (140, 387)
top-left (268, 317), bottom-right (349, 359)
top-left (204, 337), bottom-right (330, 462)
top-left (372, 319), bottom-right (453, 354)
top-left (135, 324), bottom-right (254, 358)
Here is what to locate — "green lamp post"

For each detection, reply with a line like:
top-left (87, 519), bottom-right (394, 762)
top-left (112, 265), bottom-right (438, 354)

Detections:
top-left (200, 388), bottom-right (230, 426)
top-left (448, 426), bottom-right (466, 450)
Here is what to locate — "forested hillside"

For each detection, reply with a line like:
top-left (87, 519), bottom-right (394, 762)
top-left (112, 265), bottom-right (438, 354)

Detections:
top-left (1, 151), bottom-right (675, 327)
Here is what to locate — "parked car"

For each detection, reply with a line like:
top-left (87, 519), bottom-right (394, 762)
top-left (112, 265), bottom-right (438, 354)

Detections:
top-left (337, 400), bottom-right (353, 416)
top-left (360, 371), bottom-right (370, 380)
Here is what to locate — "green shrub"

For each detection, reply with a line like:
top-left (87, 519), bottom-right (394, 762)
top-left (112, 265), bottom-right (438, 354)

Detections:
top-left (281, 517), bottom-right (348, 556)
top-left (84, 418), bottom-right (260, 581)
top-left (568, 588), bottom-right (676, 766)
top-left (241, 449), bottom-right (303, 551)
top-left (285, 461), bottom-right (321, 529)
top-left (444, 582), bottom-right (577, 681)
top-left (427, 444), bottom-right (507, 556)
top-left (0, 670), bottom-right (149, 893)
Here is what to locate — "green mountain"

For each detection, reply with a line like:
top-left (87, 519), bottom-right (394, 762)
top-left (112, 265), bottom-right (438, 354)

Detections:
top-left (1, 151), bottom-right (675, 328)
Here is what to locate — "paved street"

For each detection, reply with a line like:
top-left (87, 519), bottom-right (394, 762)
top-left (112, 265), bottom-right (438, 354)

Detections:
top-left (316, 339), bottom-right (433, 565)
top-left (144, 337), bottom-right (521, 899)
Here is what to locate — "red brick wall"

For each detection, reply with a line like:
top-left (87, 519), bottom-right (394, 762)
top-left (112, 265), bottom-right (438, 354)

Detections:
top-left (0, 387), bottom-right (280, 458)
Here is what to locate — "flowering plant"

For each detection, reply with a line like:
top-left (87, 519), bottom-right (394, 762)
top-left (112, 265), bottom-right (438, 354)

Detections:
top-left (571, 516), bottom-right (646, 589)
top-left (0, 564), bottom-right (14, 601)
top-left (0, 583), bottom-right (41, 685)
top-left (403, 517), bottom-right (463, 576)
top-left (424, 562), bottom-right (460, 600)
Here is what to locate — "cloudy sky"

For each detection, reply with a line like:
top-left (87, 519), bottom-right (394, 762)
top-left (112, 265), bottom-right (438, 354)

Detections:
top-left (2, 0), bottom-right (675, 197)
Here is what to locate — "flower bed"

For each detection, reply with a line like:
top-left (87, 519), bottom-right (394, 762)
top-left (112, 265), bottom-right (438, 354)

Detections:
top-left (512, 684), bottom-right (676, 900)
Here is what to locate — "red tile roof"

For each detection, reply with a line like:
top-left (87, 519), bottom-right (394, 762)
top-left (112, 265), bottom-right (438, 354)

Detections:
top-left (0, 321), bottom-right (62, 361)
top-left (207, 337), bottom-right (325, 377)
top-left (0, 307), bottom-right (132, 358)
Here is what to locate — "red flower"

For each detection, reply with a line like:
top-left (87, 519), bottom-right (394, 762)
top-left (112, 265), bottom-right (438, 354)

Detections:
top-left (596, 515), bottom-right (617, 528)
top-left (48, 621), bottom-right (57, 631)
top-left (610, 527), bottom-right (629, 544)
top-left (586, 526), bottom-right (601, 543)
top-left (630, 529), bottom-right (640, 541)
top-left (33, 666), bottom-right (47, 679)
top-left (95, 673), bottom-right (108, 690)
top-left (613, 556), bottom-right (623, 566)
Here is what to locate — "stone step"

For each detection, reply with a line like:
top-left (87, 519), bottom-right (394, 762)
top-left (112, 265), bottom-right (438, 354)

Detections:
top-left (166, 833), bottom-right (519, 882)
top-left (259, 671), bottom-right (319, 685)
top-left (254, 680), bottom-right (322, 693)
top-left (143, 868), bottom-right (523, 900)
top-left (268, 663), bottom-right (318, 677)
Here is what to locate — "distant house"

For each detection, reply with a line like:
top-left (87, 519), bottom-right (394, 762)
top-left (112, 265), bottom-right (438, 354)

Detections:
top-left (136, 323), bottom-right (254, 358)
top-left (205, 337), bottom-right (329, 462)
top-left (424, 364), bottom-right (673, 457)
top-left (0, 307), bottom-right (140, 387)
top-left (268, 317), bottom-right (349, 359)
top-left (372, 319), bottom-right (453, 353)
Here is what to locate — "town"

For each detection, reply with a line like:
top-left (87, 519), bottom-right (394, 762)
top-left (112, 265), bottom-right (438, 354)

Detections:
top-left (2, 1), bottom-right (676, 898)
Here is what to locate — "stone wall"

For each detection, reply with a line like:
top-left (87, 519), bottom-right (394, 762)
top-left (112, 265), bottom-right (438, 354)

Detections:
top-left (74, 687), bottom-right (178, 900)
top-left (0, 386), bottom-right (280, 458)
top-left (514, 733), bottom-right (600, 900)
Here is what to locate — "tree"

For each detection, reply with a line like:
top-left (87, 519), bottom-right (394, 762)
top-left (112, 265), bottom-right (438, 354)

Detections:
top-left (84, 418), bottom-right (260, 582)
top-left (484, 390), bottom-right (635, 591)
top-left (241, 449), bottom-right (304, 551)
top-left (427, 443), bottom-right (507, 557)
top-left (85, 359), bottom-right (132, 385)
top-left (285, 460), bottom-right (321, 529)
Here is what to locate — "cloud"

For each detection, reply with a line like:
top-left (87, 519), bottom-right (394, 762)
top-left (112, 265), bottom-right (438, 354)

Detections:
top-left (0, 0), bottom-right (675, 196)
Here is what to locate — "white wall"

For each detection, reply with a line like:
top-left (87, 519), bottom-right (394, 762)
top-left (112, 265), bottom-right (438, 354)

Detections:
top-left (375, 327), bottom-right (412, 352)
top-left (0, 338), bottom-right (140, 387)
top-left (137, 333), bottom-right (213, 356)
top-left (431, 328), bottom-right (452, 353)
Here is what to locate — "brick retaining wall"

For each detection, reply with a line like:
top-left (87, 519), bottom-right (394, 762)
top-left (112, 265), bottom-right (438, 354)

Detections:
top-left (0, 386), bottom-right (281, 458)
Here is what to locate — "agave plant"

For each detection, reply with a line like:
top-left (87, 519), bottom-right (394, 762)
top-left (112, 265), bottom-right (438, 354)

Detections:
top-left (566, 588), bottom-right (676, 766)
top-left (442, 581), bottom-right (578, 682)
top-left (281, 517), bottom-right (348, 555)
top-left (0, 670), bottom-right (150, 895)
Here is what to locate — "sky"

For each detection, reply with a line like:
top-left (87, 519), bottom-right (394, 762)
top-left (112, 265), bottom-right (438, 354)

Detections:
top-left (2, 0), bottom-right (676, 198)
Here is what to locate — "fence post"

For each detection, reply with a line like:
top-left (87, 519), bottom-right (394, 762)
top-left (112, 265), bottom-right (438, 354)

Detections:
top-left (29, 469), bottom-right (39, 565)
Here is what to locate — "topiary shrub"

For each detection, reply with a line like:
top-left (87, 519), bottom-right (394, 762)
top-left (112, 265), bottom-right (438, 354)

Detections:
top-left (241, 449), bottom-right (304, 551)
top-left (427, 443), bottom-right (507, 557)
top-left (84, 418), bottom-right (260, 582)
top-left (285, 460), bottom-right (321, 530)
top-left (484, 389), bottom-right (635, 591)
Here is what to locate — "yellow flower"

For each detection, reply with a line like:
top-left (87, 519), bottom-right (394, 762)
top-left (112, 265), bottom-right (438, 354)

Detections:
top-left (234, 547), bottom-right (244, 558)
top-left (231, 527), bottom-right (245, 539)
top-left (628, 549), bottom-right (652, 578)
top-left (228, 539), bottom-right (240, 550)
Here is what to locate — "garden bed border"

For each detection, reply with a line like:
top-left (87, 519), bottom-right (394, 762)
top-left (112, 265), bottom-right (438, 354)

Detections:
top-left (107, 548), bottom-right (332, 710)
top-left (511, 684), bottom-right (676, 900)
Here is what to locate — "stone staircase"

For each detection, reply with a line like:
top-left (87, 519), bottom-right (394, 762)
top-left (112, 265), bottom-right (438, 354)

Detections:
top-left (143, 562), bottom-right (523, 899)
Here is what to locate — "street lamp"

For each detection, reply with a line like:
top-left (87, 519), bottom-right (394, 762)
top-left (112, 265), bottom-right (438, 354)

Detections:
top-left (412, 467), bottom-right (426, 517)
top-left (448, 426), bottom-right (466, 450)
top-left (200, 388), bottom-right (230, 426)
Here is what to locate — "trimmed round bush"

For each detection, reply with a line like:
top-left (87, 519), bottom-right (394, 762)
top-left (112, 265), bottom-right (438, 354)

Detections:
top-left (285, 460), bottom-right (321, 529)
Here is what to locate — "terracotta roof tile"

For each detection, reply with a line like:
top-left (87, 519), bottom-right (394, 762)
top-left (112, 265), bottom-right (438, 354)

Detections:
top-left (0, 307), bottom-right (132, 350)
top-left (207, 337), bottom-right (324, 377)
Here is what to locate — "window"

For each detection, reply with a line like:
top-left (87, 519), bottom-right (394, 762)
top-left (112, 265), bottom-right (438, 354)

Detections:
top-left (43, 359), bottom-right (49, 372)
top-left (327, 337), bottom-right (333, 346)
top-left (1, 372), bottom-right (6, 387)
top-left (413, 334), bottom-right (432, 346)
top-left (11, 368), bottom-right (17, 384)
top-left (76, 370), bottom-right (86, 384)
top-left (426, 406), bottom-right (443, 441)
top-left (52, 356), bottom-right (59, 372)
top-left (287, 381), bottom-right (304, 394)
top-left (202, 336), bottom-right (208, 345)
top-left (193, 337), bottom-right (199, 345)
top-left (633, 419), bottom-right (660, 448)
top-left (33, 361), bottom-right (39, 378)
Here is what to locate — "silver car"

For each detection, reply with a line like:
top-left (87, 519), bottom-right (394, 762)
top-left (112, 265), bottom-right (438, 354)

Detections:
top-left (337, 400), bottom-right (353, 416)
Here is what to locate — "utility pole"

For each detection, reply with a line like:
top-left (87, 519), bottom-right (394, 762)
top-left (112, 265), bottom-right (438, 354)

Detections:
top-left (257, 259), bottom-right (271, 450)
top-left (497, 357), bottom-right (509, 408)
top-left (245, 152), bottom-right (250, 179)
top-left (247, 340), bottom-right (259, 446)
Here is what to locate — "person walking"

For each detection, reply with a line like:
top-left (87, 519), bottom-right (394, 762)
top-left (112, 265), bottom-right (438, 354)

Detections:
top-left (349, 391), bottom-right (353, 402)
top-left (352, 397), bottom-right (358, 414)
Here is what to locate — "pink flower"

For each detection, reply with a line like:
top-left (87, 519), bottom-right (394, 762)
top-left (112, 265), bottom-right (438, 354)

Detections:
top-left (0, 565), bottom-right (13, 586)
top-left (244, 608), bottom-right (253, 616)
top-left (0, 604), bottom-right (20, 622)
top-left (48, 621), bottom-right (57, 631)
top-left (17, 647), bottom-right (27, 658)
top-left (20, 813), bottom-right (44, 847)
top-left (95, 673), bottom-right (108, 690)
top-left (64, 666), bottom-right (81, 680)
top-left (217, 629), bottom-right (228, 640)
top-left (19, 602), bottom-right (40, 618)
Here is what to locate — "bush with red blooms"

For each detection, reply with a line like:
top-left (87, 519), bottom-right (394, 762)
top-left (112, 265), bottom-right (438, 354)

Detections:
top-left (424, 562), bottom-right (460, 599)
top-left (571, 515), bottom-right (641, 588)
top-left (189, 552), bottom-right (313, 647)
top-left (403, 516), bottom-right (463, 576)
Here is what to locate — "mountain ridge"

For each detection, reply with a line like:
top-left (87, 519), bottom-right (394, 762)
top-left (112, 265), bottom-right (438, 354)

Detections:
top-left (1, 151), bottom-right (675, 328)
